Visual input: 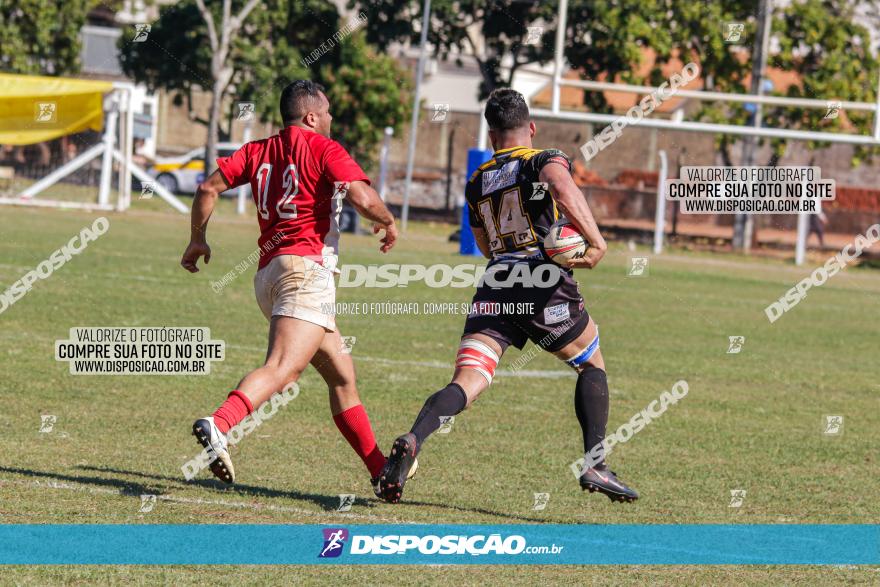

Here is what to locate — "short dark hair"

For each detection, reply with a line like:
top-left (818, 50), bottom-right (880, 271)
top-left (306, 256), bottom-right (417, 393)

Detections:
top-left (280, 80), bottom-right (325, 124)
top-left (484, 88), bottom-right (530, 131)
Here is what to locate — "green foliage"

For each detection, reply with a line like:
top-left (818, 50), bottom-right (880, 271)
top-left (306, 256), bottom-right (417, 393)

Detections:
top-left (769, 0), bottom-right (880, 165)
top-left (356, 0), bottom-right (667, 106)
top-left (0, 0), bottom-right (93, 75)
top-left (355, 0), bottom-right (558, 99)
top-left (316, 33), bottom-right (413, 167)
top-left (650, 0), bottom-right (880, 165)
top-left (359, 0), bottom-right (880, 166)
top-left (120, 0), bottom-right (411, 163)
top-left (118, 3), bottom-right (214, 121)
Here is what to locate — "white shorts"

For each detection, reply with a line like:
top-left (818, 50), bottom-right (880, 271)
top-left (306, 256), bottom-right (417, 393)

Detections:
top-left (254, 255), bottom-right (335, 331)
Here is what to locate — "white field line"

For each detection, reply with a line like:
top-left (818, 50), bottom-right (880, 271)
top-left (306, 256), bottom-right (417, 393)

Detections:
top-left (0, 477), bottom-right (404, 522)
top-left (227, 344), bottom-right (573, 379)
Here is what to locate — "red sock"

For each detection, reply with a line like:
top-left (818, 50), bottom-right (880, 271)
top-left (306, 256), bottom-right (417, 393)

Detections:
top-left (333, 404), bottom-right (385, 478)
top-left (212, 390), bottom-right (254, 433)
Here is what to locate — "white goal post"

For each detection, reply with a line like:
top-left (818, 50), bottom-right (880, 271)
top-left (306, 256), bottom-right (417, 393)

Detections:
top-left (538, 0), bottom-right (880, 265)
top-left (0, 81), bottom-right (187, 214)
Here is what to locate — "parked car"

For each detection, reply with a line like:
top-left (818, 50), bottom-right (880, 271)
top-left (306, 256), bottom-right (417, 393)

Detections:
top-left (148, 142), bottom-right (244, 196)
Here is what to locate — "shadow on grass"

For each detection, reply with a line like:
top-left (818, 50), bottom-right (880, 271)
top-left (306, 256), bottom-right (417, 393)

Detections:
top-left (0, 464), bottom-right (347, 512)
top-left (1, 464), bottom-right (552, 522)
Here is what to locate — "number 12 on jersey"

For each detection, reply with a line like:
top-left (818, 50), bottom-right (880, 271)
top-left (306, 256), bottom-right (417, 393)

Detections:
top-left (256, 163), bottom-right (299, 219)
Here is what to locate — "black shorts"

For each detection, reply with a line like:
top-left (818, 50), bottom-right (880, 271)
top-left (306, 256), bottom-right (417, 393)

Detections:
top-left (462, 259), bottom-right (589, 352)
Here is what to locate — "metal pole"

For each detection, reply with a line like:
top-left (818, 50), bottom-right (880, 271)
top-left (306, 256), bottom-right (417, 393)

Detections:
top-left (445, 125), bottom-right (455, 211)
top-left (236, 120), bottom-right (253, 215)
top-left (653, 150), bottom-right (668, 255)
top-left (98, 96), bottom-right (119, 207)
top-left (734, 0), bottom-right (772, 252)
top-left (477, 103), bottom-right (488, 150)
top-left (116, 89), bottom-right (127, 208)
top-left (378, 126), bottom-right (393, 202)
top-left (123, 88), bottom-right (135, 210)
top-left (794, 212), bottom-right (809, 265)
top-left (873, 72), bottom-right (880, 140)
top-left (401, 0), bottom-right (432, 232)
top-left (551, 0), bottom-right (568, 114)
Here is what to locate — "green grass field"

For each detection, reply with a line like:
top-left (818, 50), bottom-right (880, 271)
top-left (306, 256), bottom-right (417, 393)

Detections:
top-left (0, 195), bottom-right (878, 584)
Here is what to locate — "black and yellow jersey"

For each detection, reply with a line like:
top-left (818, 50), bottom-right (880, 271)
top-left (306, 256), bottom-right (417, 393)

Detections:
top-left (465, 146), bottom-right (572, 258)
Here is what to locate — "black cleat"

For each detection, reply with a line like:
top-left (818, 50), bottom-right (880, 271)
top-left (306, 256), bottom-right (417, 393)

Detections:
top-left (579, 467), bottom-right (638, 503)
top-left (378, 433), bottom-right (418, 503)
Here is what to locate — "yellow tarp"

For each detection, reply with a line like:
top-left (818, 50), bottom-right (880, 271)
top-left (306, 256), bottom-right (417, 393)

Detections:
top-left (0, 74), bottom-right (113, 145)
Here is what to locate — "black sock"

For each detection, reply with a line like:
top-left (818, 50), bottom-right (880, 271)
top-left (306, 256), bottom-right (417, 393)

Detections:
top-left (410, 383), bottom-right (468, 448)
top-left (575, 366), bottom-right (609, 470)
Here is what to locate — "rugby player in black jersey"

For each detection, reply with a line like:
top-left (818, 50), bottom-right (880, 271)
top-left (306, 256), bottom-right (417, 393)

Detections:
top-left (378, 89), bottom-right (638, 504)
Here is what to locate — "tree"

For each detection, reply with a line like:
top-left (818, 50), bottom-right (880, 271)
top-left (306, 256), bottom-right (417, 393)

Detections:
top-left (768, 0), bottom-right (880, 166)
top-left (120, 0), bottom-right (410, 174)
top-left (193, 0), bottom-right (260, 172)
top-left (316, 33), bottom-right (413, 166)
top-left (0, 0), bottom-right (92, 75)
top-left (354, 0), bottom-right (663, 105)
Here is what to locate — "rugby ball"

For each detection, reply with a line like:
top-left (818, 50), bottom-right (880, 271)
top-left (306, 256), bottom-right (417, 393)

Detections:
top-left (544, 219), bottom-right (589, 265)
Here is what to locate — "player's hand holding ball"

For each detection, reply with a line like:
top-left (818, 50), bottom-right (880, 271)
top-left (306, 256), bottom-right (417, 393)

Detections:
top-left (543, 219), bottom-right (605, 269)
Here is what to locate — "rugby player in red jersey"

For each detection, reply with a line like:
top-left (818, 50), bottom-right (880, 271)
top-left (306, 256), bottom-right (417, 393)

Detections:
top-left (180, 80), bottom-right (398, 495)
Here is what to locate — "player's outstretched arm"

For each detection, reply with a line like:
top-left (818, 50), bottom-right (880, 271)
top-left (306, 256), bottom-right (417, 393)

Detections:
top-left (181, 169), bottom-right (230, 273)
top-left (540, 163), bottom-right (607, 269)
top-left (346, 180), bottom-right (397, 253)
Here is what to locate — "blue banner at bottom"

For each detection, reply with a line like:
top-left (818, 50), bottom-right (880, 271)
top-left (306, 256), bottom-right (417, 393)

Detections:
top-left (0, 524), bottom-right (877, 565)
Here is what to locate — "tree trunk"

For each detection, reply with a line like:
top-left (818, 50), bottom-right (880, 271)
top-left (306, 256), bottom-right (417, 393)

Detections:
top-left (206, 78), bottom-right (224, 177)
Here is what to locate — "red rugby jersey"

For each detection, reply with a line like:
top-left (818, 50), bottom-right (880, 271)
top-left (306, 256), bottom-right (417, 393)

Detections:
top-left (216, 126), bottom-right (369, 268)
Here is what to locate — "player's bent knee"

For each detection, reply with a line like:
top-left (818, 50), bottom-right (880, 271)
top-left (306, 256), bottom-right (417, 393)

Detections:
top-left (562, 329), bottom-right (600, 372)
top-left (455, 338), bottom-right (500, 386)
